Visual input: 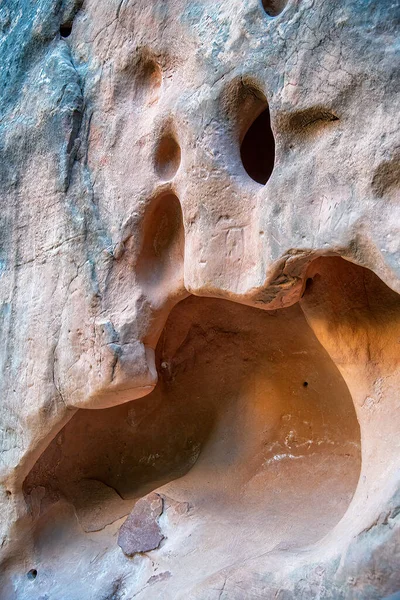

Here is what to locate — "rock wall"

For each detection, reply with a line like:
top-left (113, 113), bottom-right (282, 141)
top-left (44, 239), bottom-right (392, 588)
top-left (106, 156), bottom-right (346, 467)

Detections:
top-left (0, 0), bottom-right (399, 598)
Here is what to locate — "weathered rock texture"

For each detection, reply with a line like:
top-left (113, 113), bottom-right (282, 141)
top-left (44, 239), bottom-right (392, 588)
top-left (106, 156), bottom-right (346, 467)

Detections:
top-left (0, 0), bottom-right (399, 598)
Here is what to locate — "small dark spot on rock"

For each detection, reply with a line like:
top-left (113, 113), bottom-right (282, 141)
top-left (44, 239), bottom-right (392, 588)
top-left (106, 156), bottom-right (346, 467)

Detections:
top-left (261, 0), bottom-right (289, 17)
top-left (147, 571), bottom-right (172, 585)
top-left (60, 22), bottom-right (73, 37)
top-left (303, 381), bottom-right (308, 387)
top-left (27, 569), bottom-right (37, 580)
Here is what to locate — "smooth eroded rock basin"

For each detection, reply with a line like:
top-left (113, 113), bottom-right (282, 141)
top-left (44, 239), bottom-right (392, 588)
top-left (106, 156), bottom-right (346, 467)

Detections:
top-left (21, 293), bottom-right (361, 599)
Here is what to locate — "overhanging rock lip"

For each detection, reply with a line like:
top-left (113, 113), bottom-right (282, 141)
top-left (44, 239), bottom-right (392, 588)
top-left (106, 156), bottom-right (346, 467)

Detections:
top-left (184, 242), bottom-right (400, 311)
top-left (67, 384), bottom-right (157, 410)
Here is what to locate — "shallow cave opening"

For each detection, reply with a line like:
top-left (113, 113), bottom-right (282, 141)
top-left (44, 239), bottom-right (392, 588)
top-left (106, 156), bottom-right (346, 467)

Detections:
top-left (22, 267), bottom-right (363, 592)
top-left (240, 106), bottom-right (275, 185)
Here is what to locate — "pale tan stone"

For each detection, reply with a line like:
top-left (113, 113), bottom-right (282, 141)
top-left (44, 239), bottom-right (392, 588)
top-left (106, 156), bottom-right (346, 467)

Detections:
top-left (0, 0), bottom-right (399, 598)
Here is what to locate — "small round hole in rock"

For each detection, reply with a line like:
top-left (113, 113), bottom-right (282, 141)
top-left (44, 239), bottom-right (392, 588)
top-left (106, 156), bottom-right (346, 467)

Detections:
top-left (60, 22), bottom-right (72, 37)
top-left (261, 0), bottom-right (289, 17)
top-left (303, 381), bottom-right (309, 387)
top-left (27, 569), bottom-right (37, 580)
top-left (154, 134), bottom-right (181, 181)
top-left (240, 107), bottom-right (275, 185)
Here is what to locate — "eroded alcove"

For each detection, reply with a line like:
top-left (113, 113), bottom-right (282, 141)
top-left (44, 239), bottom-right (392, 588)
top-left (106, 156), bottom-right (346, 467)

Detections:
top-left (154, 131), bottom-right (181, 181)
top-left (22, 267), bottom-right (362, 596)
top-left (136, 192), bottom-right (184, 302)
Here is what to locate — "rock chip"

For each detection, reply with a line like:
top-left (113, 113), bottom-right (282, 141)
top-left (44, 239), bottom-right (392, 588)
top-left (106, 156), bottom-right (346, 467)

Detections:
top-left (118, 492), bottom-right (164, 556)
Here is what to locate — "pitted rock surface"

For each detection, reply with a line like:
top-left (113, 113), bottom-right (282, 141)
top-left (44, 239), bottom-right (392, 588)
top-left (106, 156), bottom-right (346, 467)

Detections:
top-left (0, 1), bottom-right (399, 599)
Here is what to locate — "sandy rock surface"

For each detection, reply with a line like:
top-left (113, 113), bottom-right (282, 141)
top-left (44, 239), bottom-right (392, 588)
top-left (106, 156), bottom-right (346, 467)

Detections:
top-left (0, 0), bottom-right (399, 598)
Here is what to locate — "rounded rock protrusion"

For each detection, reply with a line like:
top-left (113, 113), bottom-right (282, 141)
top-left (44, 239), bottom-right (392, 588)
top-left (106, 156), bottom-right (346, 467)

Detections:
top-left (154, 134), bottom-right (181, 181)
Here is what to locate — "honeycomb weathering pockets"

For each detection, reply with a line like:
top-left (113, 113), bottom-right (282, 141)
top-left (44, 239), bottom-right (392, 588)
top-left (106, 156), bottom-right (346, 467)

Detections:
top-left (0, 0), bottom-right (399, 598)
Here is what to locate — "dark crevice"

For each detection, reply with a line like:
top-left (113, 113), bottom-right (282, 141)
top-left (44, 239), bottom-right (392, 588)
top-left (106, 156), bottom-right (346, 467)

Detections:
top-left (302, 277), bottom-right (314, 298)
top-left (66, 109), bottom-right (83, 155)
top-left (59, 0), bottom-right (83, 39)
top-left (240, 107), bottom-right (275, 185)
top-left (27, 569), bottom-right (37, 580)
top-left (64, 107), bottom-right (83, 192)
top-left (60, 22), bottom-right (73, 38)
top-left (261, 0), bottom-right (289, 17)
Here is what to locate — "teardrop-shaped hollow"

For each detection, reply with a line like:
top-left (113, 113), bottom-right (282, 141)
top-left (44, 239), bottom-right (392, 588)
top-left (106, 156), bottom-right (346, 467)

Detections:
top-left (136, 193), bottom-right (184, 302)
top-left (240, 107), bottom-right (275, 185)
top-left (261, 0), bottom-right (289, 17)
top-left (154, 134), bottom-right (181, 181)
top-left (133, 57), bottom-right (162, 106)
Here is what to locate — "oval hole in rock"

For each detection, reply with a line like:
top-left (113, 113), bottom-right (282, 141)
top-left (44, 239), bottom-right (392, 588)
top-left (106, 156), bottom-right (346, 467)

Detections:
top-left (240, 106), bottom-right (275, 185)
top-left (60, 22), bottom-right (72, 37)
top-left (261, 0), bottom-right (288, 17)
top-left (27, 569), bottom-right (37, 580)
top-left (154, 134), bottom-right (181, 181)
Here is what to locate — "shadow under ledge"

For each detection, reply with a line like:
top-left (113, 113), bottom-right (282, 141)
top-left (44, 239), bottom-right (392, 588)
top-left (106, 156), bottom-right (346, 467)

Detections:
top-left (14, 261), bottom-right (369, 599)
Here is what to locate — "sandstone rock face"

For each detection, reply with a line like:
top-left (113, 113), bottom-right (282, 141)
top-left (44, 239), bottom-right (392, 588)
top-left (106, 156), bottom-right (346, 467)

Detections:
top-left (0, 1), bottom-right (399, 599)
